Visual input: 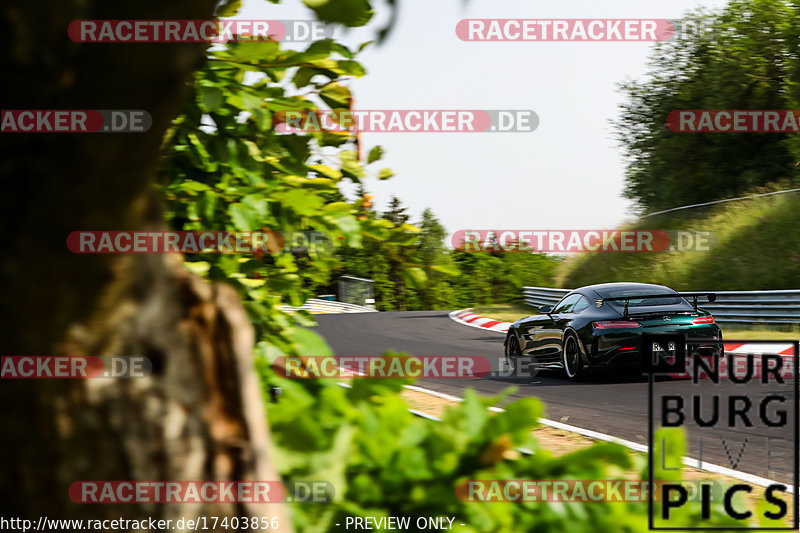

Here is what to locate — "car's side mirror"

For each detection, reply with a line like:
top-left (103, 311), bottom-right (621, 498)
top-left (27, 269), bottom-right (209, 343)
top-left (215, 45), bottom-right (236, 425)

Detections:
top-left (539, 305), bottom-right (552, 314)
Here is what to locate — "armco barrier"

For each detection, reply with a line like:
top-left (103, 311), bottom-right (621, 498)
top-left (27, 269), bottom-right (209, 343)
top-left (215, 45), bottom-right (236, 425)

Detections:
top-left (522, 287), bottom-right (800, 324)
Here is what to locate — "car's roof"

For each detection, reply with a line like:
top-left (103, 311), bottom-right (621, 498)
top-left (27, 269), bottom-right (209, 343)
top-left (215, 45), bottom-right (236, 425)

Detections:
top-left (575, 282), bottom-right (675, 296)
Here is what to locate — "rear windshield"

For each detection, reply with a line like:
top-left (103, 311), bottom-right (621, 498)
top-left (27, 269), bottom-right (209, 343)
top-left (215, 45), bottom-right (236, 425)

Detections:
top-left (600, 289), bottom-right (685, 307)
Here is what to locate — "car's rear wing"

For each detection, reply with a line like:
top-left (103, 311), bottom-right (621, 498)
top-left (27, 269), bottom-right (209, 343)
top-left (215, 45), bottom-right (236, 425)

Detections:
top-left (593, 292), bottom-right (717, 316)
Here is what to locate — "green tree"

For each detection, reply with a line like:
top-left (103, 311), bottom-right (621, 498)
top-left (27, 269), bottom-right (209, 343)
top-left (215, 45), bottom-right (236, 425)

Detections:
top-left (412, 208), bottom-right (454, 309)
top-left (331, 193), bottom-right (417, 311)
top-left (451, 250), bottom-right (559, 306)
top-left (381, 197), bottom-right (412, 309)
top-left (616, 0), bottom-right (800, 212)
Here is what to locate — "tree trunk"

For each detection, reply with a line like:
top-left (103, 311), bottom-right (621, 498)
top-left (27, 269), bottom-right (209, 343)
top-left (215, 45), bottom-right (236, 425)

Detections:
top-left (0, 1), bottom-right (290, 529)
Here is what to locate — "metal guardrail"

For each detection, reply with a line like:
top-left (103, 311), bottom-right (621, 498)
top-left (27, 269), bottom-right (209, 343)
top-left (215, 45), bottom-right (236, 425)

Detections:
top-left (523, 287), bottom-right (800, 324)
top-left (280, 298), bottom-right (378, 314)
top-left (521, 287), bottom-right (571, 308)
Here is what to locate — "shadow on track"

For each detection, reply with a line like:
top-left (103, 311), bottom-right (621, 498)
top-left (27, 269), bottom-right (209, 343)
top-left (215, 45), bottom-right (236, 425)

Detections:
top-left (484, 368), bottom-right (656, 387)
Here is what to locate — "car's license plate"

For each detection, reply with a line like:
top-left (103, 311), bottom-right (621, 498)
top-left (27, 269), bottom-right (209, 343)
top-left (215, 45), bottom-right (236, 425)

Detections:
top-left (651, 341), bottom-right (678, 365)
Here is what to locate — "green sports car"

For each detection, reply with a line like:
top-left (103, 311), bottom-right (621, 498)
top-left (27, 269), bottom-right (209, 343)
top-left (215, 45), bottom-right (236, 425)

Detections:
top-left (504, 282), bottom-right (721, 380)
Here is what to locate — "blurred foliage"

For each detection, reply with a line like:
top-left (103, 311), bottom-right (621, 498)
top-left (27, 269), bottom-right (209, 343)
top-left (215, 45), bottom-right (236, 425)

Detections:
top-left (258, 345), bottom-right (756, 532)
top-left (157, 26), bottom-right (423, 352)
top-left (616, 0), bottom-right (800, 213)
top-left (448, 249), bottom-right (559, 308)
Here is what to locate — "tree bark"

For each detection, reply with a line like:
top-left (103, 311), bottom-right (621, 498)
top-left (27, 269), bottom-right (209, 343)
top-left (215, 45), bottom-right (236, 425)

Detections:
top-left (0, 1), bottom-right (290, 529)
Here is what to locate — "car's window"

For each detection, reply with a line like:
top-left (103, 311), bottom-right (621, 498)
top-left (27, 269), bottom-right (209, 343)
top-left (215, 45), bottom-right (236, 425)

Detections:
top-left (553, 294), bottom-right (581, 314)
top-left (601, 289), bottom-right (684, 307)
top-left (572, 295), bottom-right (591, 313)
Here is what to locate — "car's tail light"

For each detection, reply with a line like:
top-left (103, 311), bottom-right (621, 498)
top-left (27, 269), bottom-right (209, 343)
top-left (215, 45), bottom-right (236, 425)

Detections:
top-left (592, 321), bottom-right (640, 329)
top-left (693, 316), bottom-right (715, 324)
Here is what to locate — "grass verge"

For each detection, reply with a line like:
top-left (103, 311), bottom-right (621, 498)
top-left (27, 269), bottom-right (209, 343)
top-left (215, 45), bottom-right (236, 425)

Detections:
top-left (557, 189), bottom-right (800, 291)
top-left (471, 303), bottom-right (538, 323)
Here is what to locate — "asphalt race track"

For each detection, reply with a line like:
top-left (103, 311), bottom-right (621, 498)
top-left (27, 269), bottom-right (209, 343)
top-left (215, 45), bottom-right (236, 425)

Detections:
top-left (314, 310), bottom-right (798, 486)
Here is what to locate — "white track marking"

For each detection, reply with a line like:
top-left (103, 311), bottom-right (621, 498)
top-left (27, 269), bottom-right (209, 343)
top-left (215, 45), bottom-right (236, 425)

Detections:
top-left (402, 382), bottom-right (794, 492)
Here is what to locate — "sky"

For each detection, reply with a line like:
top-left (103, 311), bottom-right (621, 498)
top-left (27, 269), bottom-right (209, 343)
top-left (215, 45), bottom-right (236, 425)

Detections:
top-left (239, 0), bottom-right (731, 235)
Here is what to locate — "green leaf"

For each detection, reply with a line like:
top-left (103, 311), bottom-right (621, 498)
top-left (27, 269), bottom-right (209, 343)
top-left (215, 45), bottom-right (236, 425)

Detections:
top-left (340, 150), bottom-right (364, 178)
top-left (229, 203), bottom-right (261, 231)
top-left (286, 327), bottom-right (333, 357)
top-left (302, 39), bottom-right (334, 61)
top-left (232, 41), bottom-right (281, 63)
top-left (240, 91), bottom-right (266, 111)
top-left (273, 189), bottom-right (324, 215)
top-left (176, 180), bottom-right (211, 194)
top-left (242, 140), bottom-right (265, 161)
top-left (327, 212), bottom-right (361, 246)
top-left (429, 264), bottom-right (460, 276)
top-left (377, 168), bottom-right (394, 180)
top-left (302, 0), bottom-right (374, 27)
top-left (198, 86), bottom-right (223, 112)
top-left (293, 67), bottom-right (322, 88)
top-left (337, 60), bottom-right (366, 77)
top-left (319, 82), bottom-right (352, 110)
top-left (308, 164), bottom-right (343, 179)
top-left (187, 133), bottom-right (210, 160)
top-left (323, 201), bottom-right (353, 214)
top-left (216, 0), bottom-right (242, 17)
top-left (242, 194), bottom-right (268, 218)
top-left (367, 145), bottom-right (383, 164)
top-left (331, 42), bottom-right (354, 59)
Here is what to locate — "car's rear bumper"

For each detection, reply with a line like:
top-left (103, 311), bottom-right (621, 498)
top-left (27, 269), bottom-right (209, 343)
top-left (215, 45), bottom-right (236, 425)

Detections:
top-left (585, 325), bottom-right (722, 367)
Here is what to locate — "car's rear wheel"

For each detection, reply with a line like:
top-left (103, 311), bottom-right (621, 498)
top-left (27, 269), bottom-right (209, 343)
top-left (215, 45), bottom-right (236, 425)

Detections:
top-left (505, 333), bottom-right (522, 375)
top-left (562, 333), bottom-right (584, 380)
